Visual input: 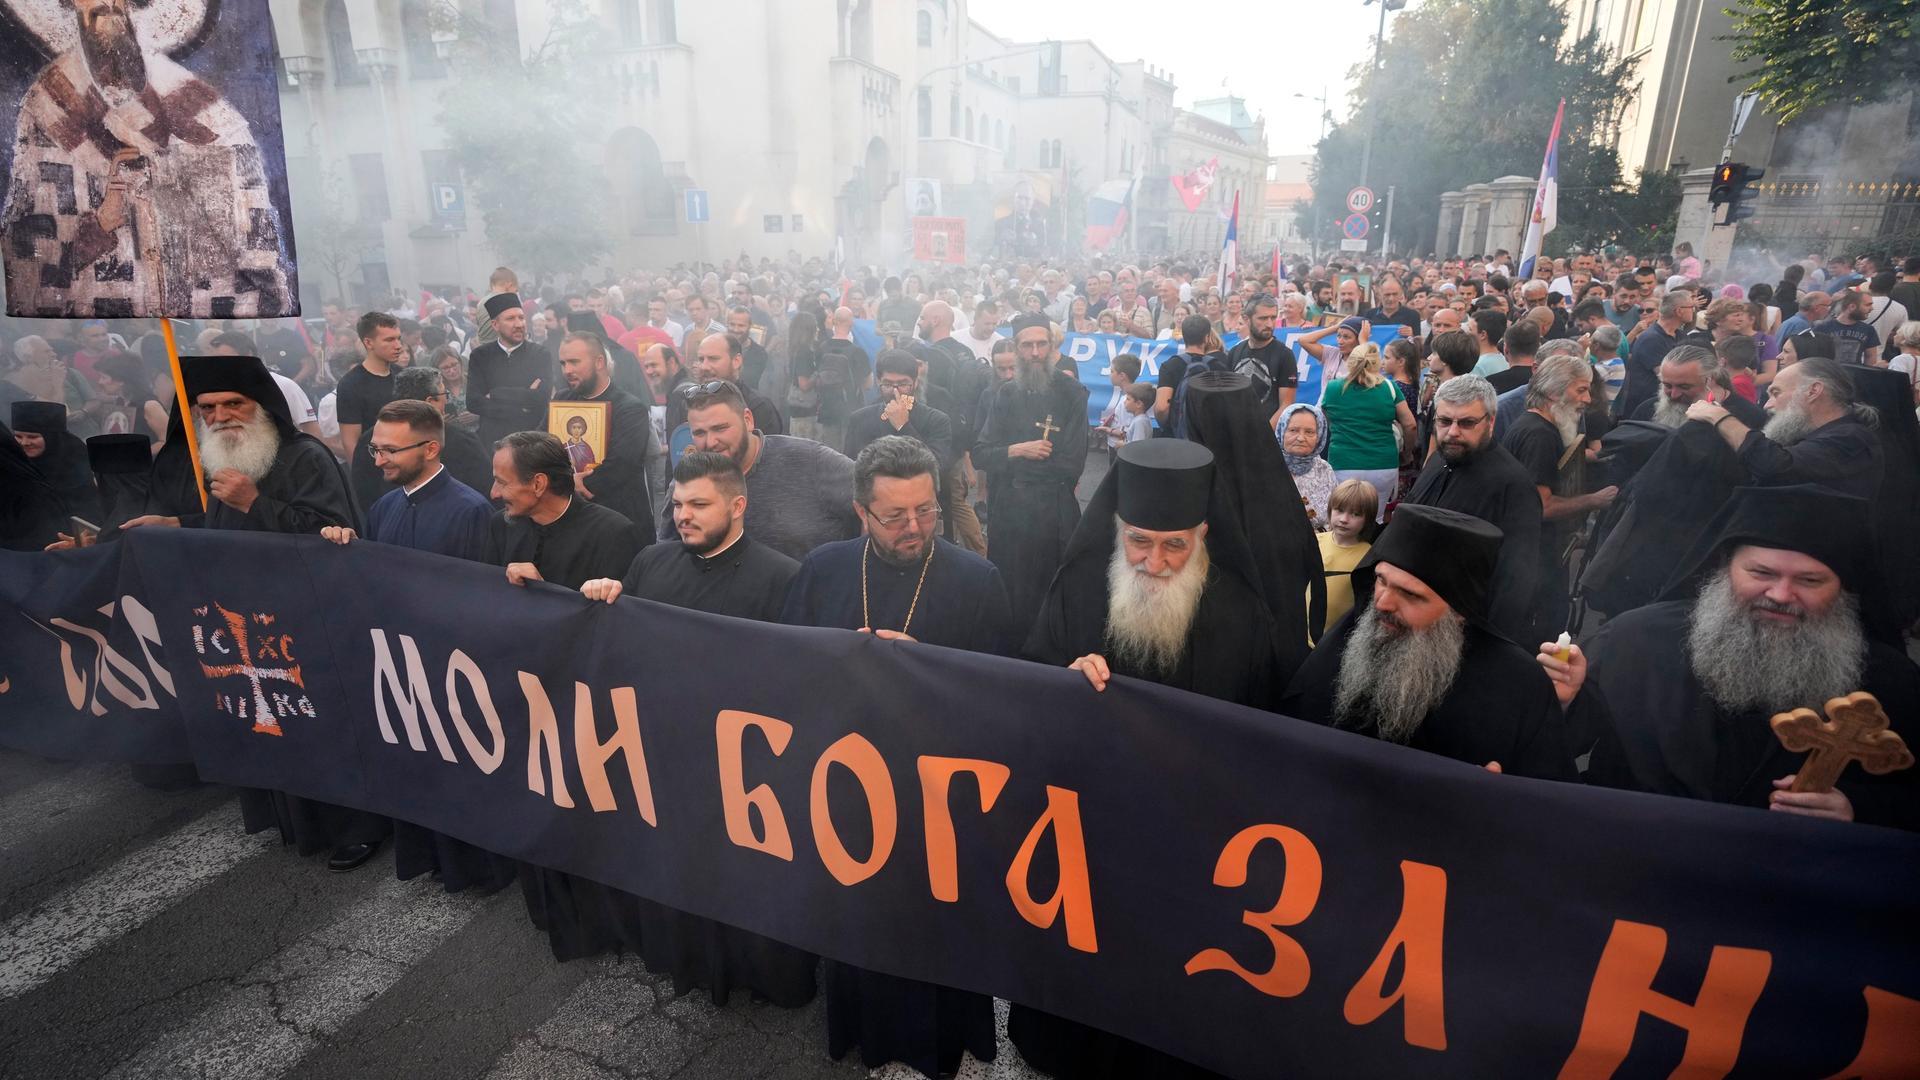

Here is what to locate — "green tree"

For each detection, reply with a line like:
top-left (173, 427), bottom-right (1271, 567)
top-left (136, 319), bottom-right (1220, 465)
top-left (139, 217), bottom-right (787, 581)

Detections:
top-left (1309, 0), bottom-right (1652, 257)
top-left (434, 0), bottom-right (610, 279)
top-left (1725, 0), bottom-right (1920, 123)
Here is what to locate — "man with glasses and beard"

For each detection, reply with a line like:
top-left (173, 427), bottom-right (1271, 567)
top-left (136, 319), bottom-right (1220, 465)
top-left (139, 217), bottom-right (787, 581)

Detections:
top-left (975, 312), bottom-right (1090, 625)
top-left (779, 436), bottom-right (1014, 1079)
top-left (1546, 486), bottom-right (1918, 830)
top-left (1281, 503), bottom-right (1574, 779)
top-left (670, 380), bottom-right (857, 561)
top-left (1503, 354), bottom-right (1619, 641)
top-left (1686, 357), bottom-right (1884, 500)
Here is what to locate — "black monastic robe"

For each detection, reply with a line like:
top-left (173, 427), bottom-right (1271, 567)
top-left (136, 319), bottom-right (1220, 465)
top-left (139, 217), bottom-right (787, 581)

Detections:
top-left (1404, 446), bottom-right (1543, 643)
top-left (483, 498), bottom-right (639, 590)
top-left (780, 535), bottom-right (1016, 1077)
top-left (1576, 600), bottom-right (1920, 831)
top-left (974, 372), bottom-right (1089, 627)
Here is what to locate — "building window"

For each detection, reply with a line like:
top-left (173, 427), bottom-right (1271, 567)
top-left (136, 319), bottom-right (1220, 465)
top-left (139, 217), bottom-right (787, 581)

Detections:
top-left (917, 89), bottom-right (932, 137)
top-left (1036, 137), bottom-right (1048, 162)
top-left (1006, 125), bottom-right (1015, 165)
top-left (916, 10), bottom-right (932, 46)
top-left (965, 108), bottom-right (974, 142)
top-left (482, 0), bottom-right (522, 61)
top-left (792, 214), bottom-right (805, 232)
top-left (422, 149), bottom-right (460, 219)
top-left (993, 119), bottom-right (1003, 147)
top-left (349, 153), bottom-right (389, 220)
top-left (1049, 139), bottom-right (1062, 167)
top-left (764, 214), bottom-right (785, 233)
top-left (401, 0), bottom-right (445, 79)
top-left (1007, 76), bottom-right (1019, 93)
top-left (326, 0), bottom-right (366, 85)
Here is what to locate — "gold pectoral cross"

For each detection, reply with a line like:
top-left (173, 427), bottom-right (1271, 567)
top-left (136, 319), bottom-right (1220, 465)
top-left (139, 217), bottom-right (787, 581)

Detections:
top-left (1035, 414), bottom-right (1060, 441)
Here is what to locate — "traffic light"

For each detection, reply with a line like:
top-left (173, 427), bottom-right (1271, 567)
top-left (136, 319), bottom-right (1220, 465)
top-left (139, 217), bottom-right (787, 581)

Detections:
top-left (1713, 162), bottom-right (1767, 224)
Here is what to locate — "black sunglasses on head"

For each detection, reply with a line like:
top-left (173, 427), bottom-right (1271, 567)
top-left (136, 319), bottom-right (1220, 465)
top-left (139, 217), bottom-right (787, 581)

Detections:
top-left (678, 379), bottom-right (738, 400)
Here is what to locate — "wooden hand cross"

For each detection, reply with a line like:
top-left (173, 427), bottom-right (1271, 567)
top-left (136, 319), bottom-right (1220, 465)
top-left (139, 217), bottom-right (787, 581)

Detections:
top-left (1035, 414), bottom-right (1060, 441)
top-left (1770, 691), bottom-right (1915, 793)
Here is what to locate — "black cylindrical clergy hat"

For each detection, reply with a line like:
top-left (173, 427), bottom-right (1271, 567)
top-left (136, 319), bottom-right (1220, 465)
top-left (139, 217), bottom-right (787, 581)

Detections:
top-left (1667, 484), bottom-right (1871, 596)
top-left (1009, 312), bottom-right (1052, 337)
top-left (10, 400), bottom-right (66, 435)
top-left (484, 292), bottom-right (524, 319)
top-left (1356, 504), bottom-right (1504, 630)
top-left (87, 434), bottom-right (153, 475)
top-left (565, 311), bottom-right (603, 336)
top-left (1114, 438), bottom-right (1213, 532)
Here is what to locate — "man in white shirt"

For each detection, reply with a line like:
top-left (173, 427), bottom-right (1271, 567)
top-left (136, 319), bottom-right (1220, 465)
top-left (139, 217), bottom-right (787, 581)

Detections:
top-left (953, 301), bottom-right (1002, 362)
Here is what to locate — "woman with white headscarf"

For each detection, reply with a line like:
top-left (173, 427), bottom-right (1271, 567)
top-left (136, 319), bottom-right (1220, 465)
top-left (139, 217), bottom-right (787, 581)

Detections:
top-left (1277, 402), bottom-right (1336, 531)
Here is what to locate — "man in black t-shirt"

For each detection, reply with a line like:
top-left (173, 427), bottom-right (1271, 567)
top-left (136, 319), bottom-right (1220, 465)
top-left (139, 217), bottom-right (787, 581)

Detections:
top-left (335, 312), bottom-right (405, 512)
top-left (1502, 354), bottom-right (1618, 642)
top-left (1226, 294), bottom-right (1297, 427)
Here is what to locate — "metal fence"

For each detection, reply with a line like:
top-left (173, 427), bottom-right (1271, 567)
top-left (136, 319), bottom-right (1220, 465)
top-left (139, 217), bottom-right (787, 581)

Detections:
top-left (1745, 177), bottom-right (1920, 254)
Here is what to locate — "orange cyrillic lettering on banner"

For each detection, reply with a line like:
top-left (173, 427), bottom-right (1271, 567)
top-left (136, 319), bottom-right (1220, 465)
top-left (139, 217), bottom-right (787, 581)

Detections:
top-left (1004, 785), bottom-right (1099, 953)
top-left (1343, 860), bottom-right (1448, 1050)
top-left (1183, 824), bottom-right (1322, 998)
top-left (574, 685), bottom-right (657, 824)
top-left (809, 733), bottom-right (899, 886)
top-left (1556, 919), bottom-right (1771, 1080)
top-left (918, 757), bottom-right (1011, 902)
top-left (1822, 987), bottom-right (1920, 1080)
top-left (517, 671), bottom-right (575, 809)
top-left (715, 709), bottom-right (794, 860)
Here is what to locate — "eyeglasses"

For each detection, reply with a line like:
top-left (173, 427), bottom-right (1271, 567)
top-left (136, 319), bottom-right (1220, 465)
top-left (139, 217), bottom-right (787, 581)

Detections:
top-left (370, 439), bottom-right (432, 459)
top-left (863, 505), bottom-right (941, 531)
top-left (1433, 415), bottom-right (1486, 430)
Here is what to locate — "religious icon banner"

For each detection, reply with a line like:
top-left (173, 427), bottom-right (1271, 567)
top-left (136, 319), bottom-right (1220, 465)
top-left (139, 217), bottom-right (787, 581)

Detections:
top-left (2, 530), bottom-right (1917, 1080)
top-left (0, 0), bottom-right (300, 318)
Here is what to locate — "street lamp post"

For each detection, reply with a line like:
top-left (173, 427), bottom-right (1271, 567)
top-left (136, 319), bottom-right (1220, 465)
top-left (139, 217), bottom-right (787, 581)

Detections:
top-left (1356, 0), bottom-right (1404, 191)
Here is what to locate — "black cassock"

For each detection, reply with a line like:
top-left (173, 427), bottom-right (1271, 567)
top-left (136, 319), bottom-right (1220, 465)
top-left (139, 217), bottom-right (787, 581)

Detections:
top-left (482, 498), bottom-right (639, 590)
top-left (1575, 600), bottom-right (1920, 831)
top-left (780, 536), bottom-right (1015, 1077)
top-left (975, 372), bottom-right (1089, 627)
top-left (1280, 610), bottom-right (1577, 781)
top-left (467, 339), bottom-right (555, 448)
top-left (1026, 563), bottom-right (1277, 707)
top-left (0, 422), bottom-right (65, 551)
top-left (1404, 446), bottom-right (1542, 643)
top-left (216, 436), bottom-right (388, 855)
top-left (556, 382), bottom-right (655, 530)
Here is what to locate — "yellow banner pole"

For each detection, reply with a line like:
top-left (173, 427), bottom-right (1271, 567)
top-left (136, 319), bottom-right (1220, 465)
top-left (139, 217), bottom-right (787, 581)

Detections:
top-left (159, 318), bottom-right (208, 512)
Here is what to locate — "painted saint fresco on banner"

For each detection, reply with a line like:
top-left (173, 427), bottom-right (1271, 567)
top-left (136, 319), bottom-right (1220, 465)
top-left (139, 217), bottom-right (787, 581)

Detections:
top-left (0, 0), bottom-right (299, 318)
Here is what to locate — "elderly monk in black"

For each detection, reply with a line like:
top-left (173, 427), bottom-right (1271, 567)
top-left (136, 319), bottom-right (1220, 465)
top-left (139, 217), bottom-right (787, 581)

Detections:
top-left (1684, 357), bottom-right (1884, 500)
top-left (484, 431), bottom-right (641, 591)
top-left (1403, 373), bottom-right (1542, 641)
top-left (975, 311), bottom-right (1089, 626)
top-left (554, 330), bottom-right (656, 526)
top-left (122, 355), bottom-right (380, 869)
top-left (567, 451), bottom-right (814, 1004)
top-left (466, 293), bottom-right (554, 447)
top-left (1030, 439), bottom-right (1279, 705)
top-left (1545, 485), bottom-right (1919, 831)
top-left (781, 435), bottom-right (1014, 1078)
top-left (1282, 504), bottom-right (1574, 779)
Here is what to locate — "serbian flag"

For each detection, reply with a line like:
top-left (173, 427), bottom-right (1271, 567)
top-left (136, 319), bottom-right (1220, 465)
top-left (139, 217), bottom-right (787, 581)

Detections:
top-left (1084, 177), bottom-right (1135, 250)
top-left (1517, 99), bottom-right (1564, 281)
top-left (1272, 246), bottom-right (1285, 284)
top-left (1172, 156), bottom-right (1220, 211)
top-left (1217, 191), bottom-right (1239, 295)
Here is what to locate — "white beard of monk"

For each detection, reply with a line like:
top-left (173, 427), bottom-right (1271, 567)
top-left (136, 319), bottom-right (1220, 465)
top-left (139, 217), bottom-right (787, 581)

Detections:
top-left (1104, 521), bottom-right (1209, 678)
top-left (1687, 566), bottom-right (1866, 716)
top-left (1652, 395), bottom-right (1690, 429)
top-left (1333, 602), bottom-right (1467, 744)
top-left (79, 5), bottom-right (147, 92)
top-left (196, 409), bottom-right (281, 483)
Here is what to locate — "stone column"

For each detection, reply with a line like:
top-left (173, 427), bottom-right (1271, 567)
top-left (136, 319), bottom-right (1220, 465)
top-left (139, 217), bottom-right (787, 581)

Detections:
top-left (1675, 167), bottom-right (1735, 273)
top-left (1437, 191), bottom-right (1464, 258)
top-left (1458, 184), bottom-right (1491, 257)
top-left (1484, 175), bottom-right (1537, 261)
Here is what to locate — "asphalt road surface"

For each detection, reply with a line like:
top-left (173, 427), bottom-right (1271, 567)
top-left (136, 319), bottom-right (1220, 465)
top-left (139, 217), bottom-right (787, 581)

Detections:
top-left (0, 752), bottom-right (1058, 1080)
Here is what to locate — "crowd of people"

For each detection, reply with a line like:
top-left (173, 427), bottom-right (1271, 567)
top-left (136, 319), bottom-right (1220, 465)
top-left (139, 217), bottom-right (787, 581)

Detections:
top-left (2, 242), bottom-right (1917, 1079)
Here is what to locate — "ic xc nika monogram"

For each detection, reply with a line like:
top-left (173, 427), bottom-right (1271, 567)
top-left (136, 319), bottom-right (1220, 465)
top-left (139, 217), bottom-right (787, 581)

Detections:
top-left (192, 603), bottom-right (313, 735)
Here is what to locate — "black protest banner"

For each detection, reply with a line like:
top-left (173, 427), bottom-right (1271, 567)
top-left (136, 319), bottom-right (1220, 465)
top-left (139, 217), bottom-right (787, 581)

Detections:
top-left (2, 530), bottom-right (1917, 1079)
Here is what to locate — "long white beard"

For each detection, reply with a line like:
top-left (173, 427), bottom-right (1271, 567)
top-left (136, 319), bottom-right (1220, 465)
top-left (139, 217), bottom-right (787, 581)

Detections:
top-left (1652, 396), bottom-right (1690, 429)
top-left (1687, 568), bottom-right (1866, 716)
top-left (1332, 603), bottom-right (1467, 743)
top-left (1550, 399), bottom-right (1583, 447)
top-left (1104, 530), bottom-right (1209, 678)
top-left (1761, 399), bottom-right (1815, 445)
top-left (196, 411), bottom-right (282, 483)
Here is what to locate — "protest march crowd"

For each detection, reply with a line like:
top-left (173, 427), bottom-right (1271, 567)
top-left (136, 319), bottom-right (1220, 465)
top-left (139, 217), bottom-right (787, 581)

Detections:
top-left (3, 242), bottom-right (1919, 1078)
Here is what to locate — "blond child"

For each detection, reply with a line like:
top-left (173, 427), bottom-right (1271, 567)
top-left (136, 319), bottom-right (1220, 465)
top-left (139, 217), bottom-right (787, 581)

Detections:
top-left (1312, 478), bottom-right (1378, 641)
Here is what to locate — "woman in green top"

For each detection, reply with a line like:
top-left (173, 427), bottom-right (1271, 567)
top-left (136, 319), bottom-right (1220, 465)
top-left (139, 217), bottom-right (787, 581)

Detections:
top-left (1319, 342), bottom-right (1417, 521)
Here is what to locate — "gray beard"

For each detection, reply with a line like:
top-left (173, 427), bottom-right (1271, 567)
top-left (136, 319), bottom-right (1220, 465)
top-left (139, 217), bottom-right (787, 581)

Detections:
top-left (1018, 361), bottom-right (1052, 395)
top-left (1762, 400), bottom-right (1815, 445)
top-left (1333, 604), bottom-right (1467, 744)
top-left (1687, 568), bottom-right (1866, 716)
top-left (80, 10), bottom-right (147, 91)
top-left (1104, 529), bottom-right (1209, 678)
top-left (1549, 400), bottom-right (1583, 446)
top-left (196, 412), bottom-right (282, 483)
top-left (1652, 396), bottom-right (1690, 429)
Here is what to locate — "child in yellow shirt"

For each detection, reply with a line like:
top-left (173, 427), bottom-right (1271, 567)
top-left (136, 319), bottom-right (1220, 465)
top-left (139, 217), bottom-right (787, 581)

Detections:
top-left (1313, 479), bottom-right (1378, 642)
